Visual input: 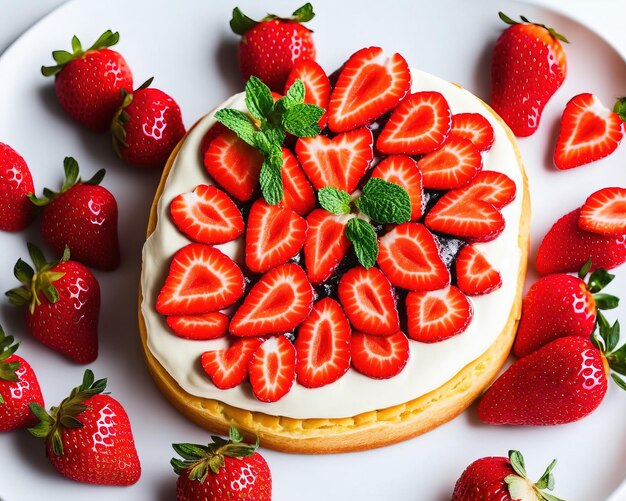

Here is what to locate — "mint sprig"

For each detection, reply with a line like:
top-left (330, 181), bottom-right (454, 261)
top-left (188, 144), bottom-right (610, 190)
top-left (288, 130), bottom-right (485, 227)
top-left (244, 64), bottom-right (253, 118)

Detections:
top-left (318, 187), bottom-right (351, 215)
top-left (355, 178), bottom-right (412, 224)
top-left (346, 218), bottom-right (378, 269)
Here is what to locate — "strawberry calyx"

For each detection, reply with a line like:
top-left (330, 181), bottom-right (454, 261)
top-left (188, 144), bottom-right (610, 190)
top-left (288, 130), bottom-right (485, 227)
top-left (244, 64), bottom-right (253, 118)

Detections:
top-left (27, 369), bottom-right (107, 456)
top-left (504, 450), bottom-right (564, 501)
top-left (110, 77), bottom-right (155, 155)
top-left (613, 97), bottom-right (626, 122)
top-left (498, 12), bottom-right (569, 43)
top-left (577, 259), bottom-right (619, 311)
top-left (171, 427), bottom-right (259, 482)
top-left (230, 3), bottom-right (315, 36)
top-left (0, 325), bottom-right (20, 395)
top-left (41, 30), bottom-right (121, 77)
top-left (591, 312), bottom-right (626, 391)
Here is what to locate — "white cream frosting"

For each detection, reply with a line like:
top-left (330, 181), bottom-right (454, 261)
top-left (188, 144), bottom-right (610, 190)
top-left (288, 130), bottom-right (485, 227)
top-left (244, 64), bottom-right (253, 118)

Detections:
top-left (140, 69), bottom-right (524, 419)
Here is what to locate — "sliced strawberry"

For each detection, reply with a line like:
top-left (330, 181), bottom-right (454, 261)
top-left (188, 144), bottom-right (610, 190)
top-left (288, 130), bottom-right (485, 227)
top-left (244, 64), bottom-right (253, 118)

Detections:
top-left (248, 335), bottom-right (296, 402)
top-left (376, 91), bottom-right (451, 155)
top-left (280, 147), bottom-right (316, 216)
top-left (199, 122), bottom-right (229, 158)
top-left (230, 263), bottom-right (314, 336)
top-left (295, 298), bottom-right (351, 388)
top-left (304, 209), bottom-right (352, 284)
top-left (406, 286), bottom-right (473, 342)
top-left (203, 131), bottom-right (263, 201)
top-left (554, 93), bottom-right (624, 170)
top-left (377, 223), bottom-right (450, 291)
top-left (450, 113), bottom-right (495, 152)
top-left (455, 245), bottom-right (502, 295)
top-left (327, 47), bottom-right (411, 133)
top-left (338, 266), bottom-right (399, 336)
top-left (351, 330), bottom-right (409, 379)
top-left (245, 198), bottom-right (307, 273)
top-left (200, 337), bottom-right (264, 389)
top-left (170, 185), bottom-right (244, 245)
top-left (295, 127), bottom-right (373, 193)
top-left (166, 312), bottom-right (229, 340)
top-left (418, 135), bottom-right (482, 190)
top-left (451, 170), bottom-right (517, 209)
top-left (371, 155), bottom-right (423, 220)
top-left (285, 59), bottom-right (331, 128)
top-left (156, 244), bottom-right (245, 315)
top-left (579, 187), bottom-right (626, 236)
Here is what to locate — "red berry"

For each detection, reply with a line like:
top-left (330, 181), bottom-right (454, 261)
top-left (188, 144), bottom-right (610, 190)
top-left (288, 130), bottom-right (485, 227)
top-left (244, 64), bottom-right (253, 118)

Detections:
top-left (0, 143), bottom-right (36, 231)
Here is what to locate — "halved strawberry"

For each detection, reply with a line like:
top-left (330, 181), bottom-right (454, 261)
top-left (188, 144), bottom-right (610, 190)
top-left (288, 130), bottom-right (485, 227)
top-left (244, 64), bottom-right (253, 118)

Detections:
top-left (295, 127), bottom-right (373, 193)
top-left (371, 155), bottom-right (423, 220)
top-left (350, 330), bottom-right (409, 379)
top-left (199, 122), bottom-right (229, 158)
top-left (281, 147), bottom-right (316, 216)
top-left (327, 47), bottom-right (411, 133)
top-left (294, 298), bottom-right (351, 388)
top-left (248, 335), bottom-right (296, 402)
top-left (579, 187), bottom-right (626, 236)
top-left (203, 131), bottom-right (263, 201)
top-left (156, 244), bottom-right (245, 315)
top-left (245, 198), bottom-right (307, 273)
top-left (338, 266), bottom-right (399, 336)
top-left (406, 286), bottom-right (473, 342)
top-left (451, 170), bottom-right (517, 209)
top-left (230, 263), bottom-right (314, 336)
top-left (554, 93), bottom-right (624, 170)
top-left (455, 245), bottom-right (502, 295)
top-left (304, 209), bottom-right (352, 284)
top-left (377, 223), bottom-right (450, 291)
top-left (166, 312), bottom-right (229, 340)
top-left (418, 135), bottom-right (482, 190)
top-left (376, 91), bottom-right (451, 155)
top-left (285, 59), bottom-right (331, 128)
top-left (200, 337), bottom-right (263, 389)
top-left (450, 113), bottom-right (495, 152)
top-left (170, 185), bottom-right (244, 245)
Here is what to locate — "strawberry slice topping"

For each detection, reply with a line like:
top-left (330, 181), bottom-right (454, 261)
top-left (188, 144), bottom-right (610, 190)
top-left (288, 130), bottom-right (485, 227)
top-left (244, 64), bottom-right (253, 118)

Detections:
top-left (451, 170), bottom-right (517, 209)
top-left (281, 148), bottom-right (316, 216)
top-left (199, 122), bottom-right (229, 158)
top-left (285, 59), bottom-right (331, 128)
top-left (579, 187), bottom-right (626, 236)
top-left (170, 185), bottom-right (244, 245)
top-left (248, 335), bottom-right (297, 402)
top-left (156, 244), bottom-right (245, 315)
top-left (418, 135), bottom-right (483, 190)
top-left (406, 286), bottom-right (473, 342)
top-left (245, 198), bottom-right (307, 273)
top-left (201, 337), bottom-right (264, 389)
top-left (450, 113), bottom-right (495, 152)
top-left (351, 331), bottom-right (409, 379)
top-left (371, 155), bottom-right (423, 220)
top-left (327, 47), bottom-right (411, 133)
top-left (376, 91), bottom-right (451, 155)
top-left (295, 298), bottom-right (351, 388)
top-left (377, 223), bottom-right (450, 291)
top-left (230, 263), bottom-right (314, 336)
top-left (203, 131), bottom-right (263, 201)
top-left (455, 245), bottom-right (502, 295)
top-left (295, 127), bottom-right (373, 193)
top-left (338, 266), bottom-right (399, 336)
top-left (166, 312), bottom-right (229, 340)
top-left (304, 209), bottom-right (352, 284)
top-left (554, 93), bottom-right (624, 170)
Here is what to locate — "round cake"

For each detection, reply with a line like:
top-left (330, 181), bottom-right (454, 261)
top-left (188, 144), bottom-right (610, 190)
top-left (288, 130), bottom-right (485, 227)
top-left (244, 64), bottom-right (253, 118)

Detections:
top-left (139, 58), bottom-right (530, 453)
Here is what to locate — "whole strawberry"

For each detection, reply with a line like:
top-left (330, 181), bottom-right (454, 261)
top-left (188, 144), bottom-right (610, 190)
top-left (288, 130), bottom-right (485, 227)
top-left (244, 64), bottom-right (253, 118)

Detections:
top-left (490, 12), bottom-right (568, 137)
top-left (231, 3), bottom-right (316, 92)
top-left (172, 427), bottom-right (271, 501)
top-left (111, 79), bottom-right (186, 169)
top-left (0, 325), bottom-right (44, 431)
top-left (514, 262), bottom-right (619, 358)
top-left (6, 243), bottom-right (100, 364)
top-left (28, 370), bottom-right (141, 485)
top-left (30, 157), bottom-right (120, 270)
top-left (42, 30), bottom-right (133, 132)
top-left (452, 450), bottom-right (563, 501)
top-left (0, 142), bottom-right (36, 231)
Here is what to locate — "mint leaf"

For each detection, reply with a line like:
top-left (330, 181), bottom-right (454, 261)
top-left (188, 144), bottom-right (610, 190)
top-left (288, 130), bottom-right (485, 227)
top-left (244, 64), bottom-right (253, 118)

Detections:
top-left (345, 218), bottom-right (378, 269)
top-left (283, 103), bottom-right (323, 137)
top-left (284, 79), bottom-right (305, 107)
top-left (215, 109), bottom-right (257, 146)
top-left (318, 187), bottom-right (351, 215)
top-left (292, 3), bottom-right (315, 22)
top-left (245, 77), bottom-right (274, 121)
top-left (264, 125), bottom-right (286, 148)
top-left (252, 131), bottom-right (273, 156)
top-left (615, 97), bottom-right (626, 122)
top-left (259, 149), bottom-right (284, 205)
top-left (356, 178), bottom-right (411, 224)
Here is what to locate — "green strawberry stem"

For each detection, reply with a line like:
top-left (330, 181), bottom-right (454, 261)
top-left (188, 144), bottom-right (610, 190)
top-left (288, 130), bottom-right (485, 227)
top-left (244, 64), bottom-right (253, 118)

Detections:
top-left (577, 260), bottom-right (619, 310)
top-left (230, 3), bottom-right (314, 36)
top-left (498, 12), bottom-right (569, 43)
top-left (28, 369), bottom-right (107, 456)
top-left (0, 326), bottom-right (21, 398)
top-left (614, 97), bottom-right (626, 122)
top-left (504, 450), bottom-right (564, 501)
top-left (111, 77), bottom-right (155, 156)
top-left (591, 311), bottom-right (626, 391)
top-left (171, 427), bottom-right (259, 483)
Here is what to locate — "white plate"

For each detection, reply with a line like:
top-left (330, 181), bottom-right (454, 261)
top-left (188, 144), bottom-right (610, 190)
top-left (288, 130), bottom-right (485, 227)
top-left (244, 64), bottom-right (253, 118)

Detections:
top-left (1, 1), bottom-right (625, 500)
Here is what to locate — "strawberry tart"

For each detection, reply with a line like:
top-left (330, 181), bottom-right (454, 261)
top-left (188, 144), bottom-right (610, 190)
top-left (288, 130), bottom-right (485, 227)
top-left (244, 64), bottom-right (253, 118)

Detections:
top-left (139, 47), bottom-right (530, 453)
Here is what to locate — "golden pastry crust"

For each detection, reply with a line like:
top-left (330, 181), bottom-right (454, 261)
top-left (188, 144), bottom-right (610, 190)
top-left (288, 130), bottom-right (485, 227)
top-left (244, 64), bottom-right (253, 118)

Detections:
top-left (138, 101), bottom-right (530, 454)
